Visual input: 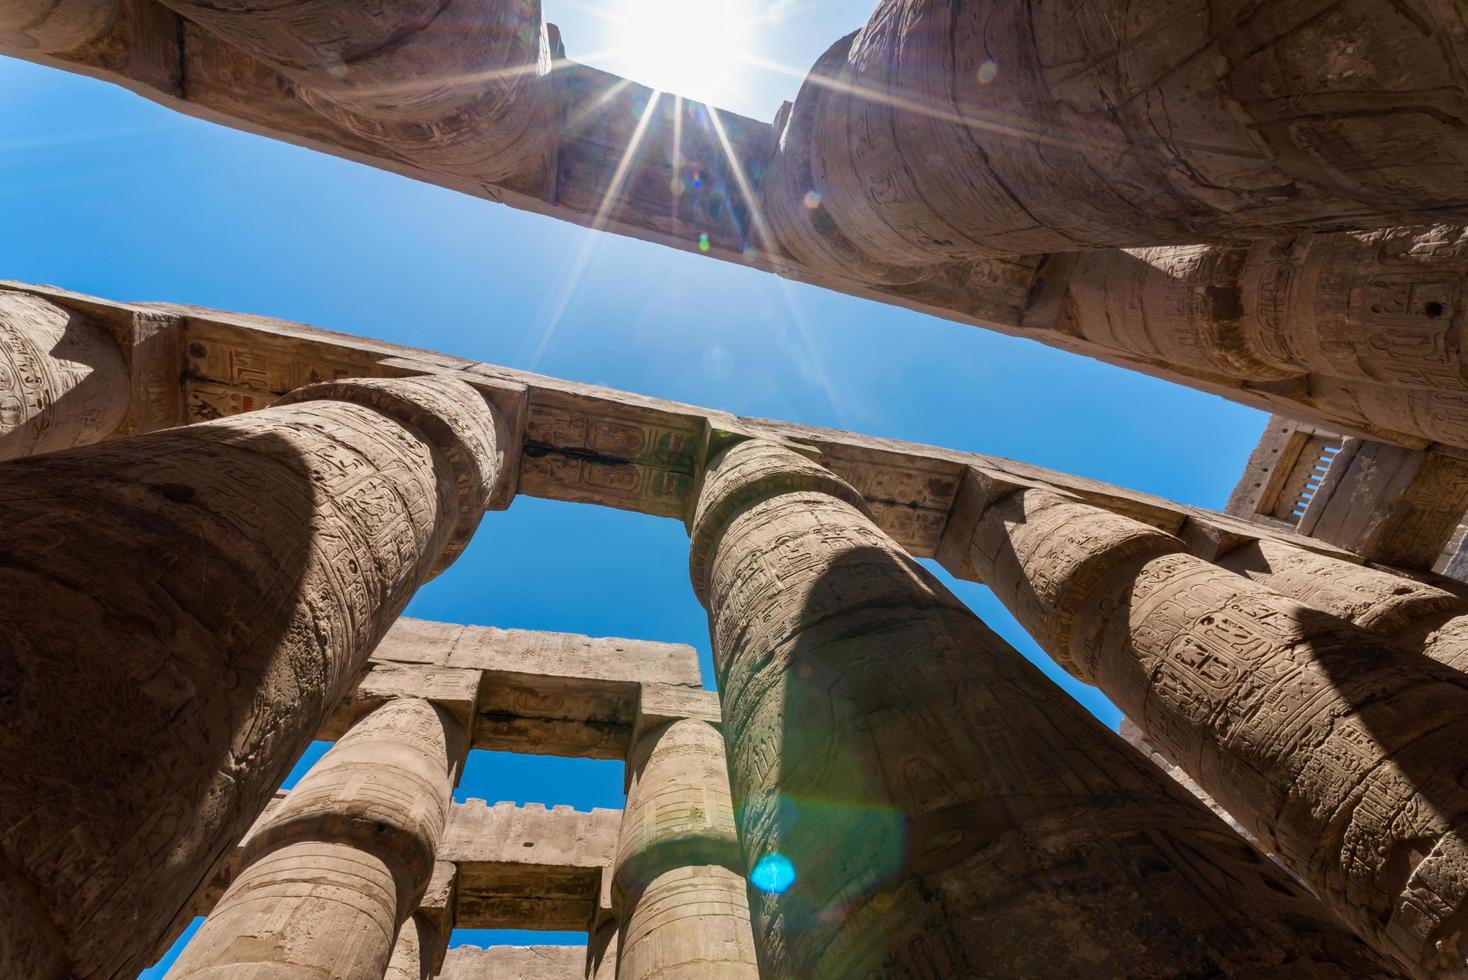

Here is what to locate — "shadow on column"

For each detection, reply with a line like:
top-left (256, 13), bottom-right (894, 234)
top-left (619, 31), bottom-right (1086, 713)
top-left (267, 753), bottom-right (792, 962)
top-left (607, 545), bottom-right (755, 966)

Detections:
top-left (0, 378), bottom-right (483, 979)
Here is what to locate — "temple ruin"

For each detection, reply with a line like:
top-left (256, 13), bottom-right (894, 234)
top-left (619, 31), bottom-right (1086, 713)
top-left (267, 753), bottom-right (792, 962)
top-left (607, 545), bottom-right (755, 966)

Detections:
top-left (3, 0), bottom-right (1468, 977)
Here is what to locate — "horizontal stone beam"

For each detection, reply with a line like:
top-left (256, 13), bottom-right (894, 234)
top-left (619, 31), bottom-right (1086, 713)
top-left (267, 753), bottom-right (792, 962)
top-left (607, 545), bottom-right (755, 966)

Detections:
top-left (6, 281), bottom-right (1382, 573)
top-left (439, 944), bottom-right (586, 980)
top-left (444, 800), bottom-right (620, 932)
top-left (323, 618), bottom-right (703, 760)
top-left (8, 5), bottom-right (1459, 451)
top-left (179, 798), bottom-right (620, 941)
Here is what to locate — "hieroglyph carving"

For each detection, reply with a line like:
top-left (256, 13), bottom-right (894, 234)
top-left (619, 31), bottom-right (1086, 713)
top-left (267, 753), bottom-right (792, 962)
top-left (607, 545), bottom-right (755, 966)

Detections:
top-left (687, 440), bottom-right (1394, 978)
top-left (0, 291), bottom-right (128, 461)
top-left (169, 697), bottom-right (460, 979)
top-left (968, 488), bottom-right (1468, 975)
top-left (612, 718), bottom-right (758, 979)
top-left (0, 375), bottom-right (503, 979)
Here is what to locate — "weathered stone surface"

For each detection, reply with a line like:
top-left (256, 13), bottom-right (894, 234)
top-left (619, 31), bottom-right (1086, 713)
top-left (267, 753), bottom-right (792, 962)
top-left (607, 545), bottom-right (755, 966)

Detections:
top-left (169, 696), bottom-right (460, 978)
top-left (688, 439), bottom-right (1394, 978)
top-left (966, 487), bottom-right (1468, 974)
top-left (443, 801), bottom-right (619, 931)
top-left (12, 11), bottom-right (1468, 450)
top-left (438, 945), bottom-right (585, 980)
top-left (0, 290), bottom-right (128, 461)
top-left (613, 718), bottom-right (757, 979)
top-left (385, 861), bottom-right (455, 980)
top-left (765, 3), bottom-right (1468, 270)
top-left (587, 921), bottom-right (617, 980)
top-left (0, 0), bottom-right (118, 53)
top-left (0, 374), bottom-right (503, 979)
top-left (155, 0), bottom-right (556, 184)
top-left (365, 617), bottom-right (702, 759)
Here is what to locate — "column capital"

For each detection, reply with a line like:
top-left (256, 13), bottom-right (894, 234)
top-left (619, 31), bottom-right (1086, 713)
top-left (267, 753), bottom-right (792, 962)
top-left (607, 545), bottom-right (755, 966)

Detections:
top-left (281, 375), bottom-right (509, 574)
top-left (688, 439), bottom-right (869, 605)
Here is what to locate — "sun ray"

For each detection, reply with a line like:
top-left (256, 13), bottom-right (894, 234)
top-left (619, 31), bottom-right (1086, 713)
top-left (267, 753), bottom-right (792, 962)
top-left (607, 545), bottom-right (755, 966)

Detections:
top-left (520, 88), bottom-right (664, 369)
top-left (735, 50), bottom-right (1115, 157)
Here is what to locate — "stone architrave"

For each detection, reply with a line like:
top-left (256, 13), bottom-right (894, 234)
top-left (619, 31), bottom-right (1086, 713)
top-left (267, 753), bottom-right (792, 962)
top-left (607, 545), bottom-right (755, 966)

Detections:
top-left (964, 487), bottom-right (1468, 975)
top-left (168, 697), bottom-right (462, 979)
top-left (1218, 538), bottom-right (1468, 674)
top-left (686, 439), bottom-right (1396, 978)
top-left (0, 290), bottom-right (128, 461)
top-left (763, 1), bottom-right (1468, 277)
top-left (154, 0), bottom-right (557, 183)
top-left (0, 374), bottom-right (505, 980)
top-left (611, 713), bottom-right (758, 979)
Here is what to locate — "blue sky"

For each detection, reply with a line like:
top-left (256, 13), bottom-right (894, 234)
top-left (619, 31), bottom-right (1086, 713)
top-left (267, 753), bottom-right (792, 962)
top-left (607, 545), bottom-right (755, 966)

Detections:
top-left (0, 2), bottom-right (1268, 974)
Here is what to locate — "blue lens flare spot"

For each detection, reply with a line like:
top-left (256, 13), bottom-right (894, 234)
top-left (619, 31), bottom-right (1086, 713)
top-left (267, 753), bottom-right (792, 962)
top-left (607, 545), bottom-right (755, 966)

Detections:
top-left (750, 853), bottom-right (796, 894)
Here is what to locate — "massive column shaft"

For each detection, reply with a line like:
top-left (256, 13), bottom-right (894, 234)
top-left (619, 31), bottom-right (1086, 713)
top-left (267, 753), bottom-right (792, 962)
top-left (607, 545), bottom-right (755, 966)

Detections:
top-left (169, 697), bottom-right (459, 979)
top-left (687, 440), bottom-right (1395, 978)
top-left (0, 374), bottom-right (504, 980)
top-left (965, 487), bottom-right (1468, 975)
top-left (153, 0), bottom-right (556, 182)
top-left (1218, 538), bottom-right (1468, 672)
top-left (0, 290), bottom-right (128, 461)
top-left (1057, 227), bottom-right (1468, 448)
top-left (611, 714), bottom-right (758, 979)
top-left (765, 0), bottom-right (1468, 276)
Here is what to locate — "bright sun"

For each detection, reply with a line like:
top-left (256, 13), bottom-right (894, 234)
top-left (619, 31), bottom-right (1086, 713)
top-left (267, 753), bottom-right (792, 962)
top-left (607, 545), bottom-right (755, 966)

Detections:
top-left (609, 0), bottom-right (754, 106)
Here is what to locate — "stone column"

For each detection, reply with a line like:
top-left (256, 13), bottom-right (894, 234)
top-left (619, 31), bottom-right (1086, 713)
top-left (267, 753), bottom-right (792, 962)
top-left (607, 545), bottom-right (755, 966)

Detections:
top-left (0, 374), bottom-right (505, 980)
top-left (1218, 538), bottom-right (1468, 672)
top-left (170, 696), bottom-right (461, 979)
top-left (687, 440), bottom-right (1395, 978)
top-left (611, 695), bottom-right (758, 980)
top-left (384, 862), bottom-right (455, 980)
top-left (586, 920), bottom-right (618, 980)
top-left (963, 485), bottom-right (1468, 975)
top-left (154, 0), bottom-right (556, 182)
top-left (764, 1), bottom-right (1468, 277)
top-left (1055, 228), bottom-right (1468, 450)
top-left (0, 290), bottom-right (129, 461)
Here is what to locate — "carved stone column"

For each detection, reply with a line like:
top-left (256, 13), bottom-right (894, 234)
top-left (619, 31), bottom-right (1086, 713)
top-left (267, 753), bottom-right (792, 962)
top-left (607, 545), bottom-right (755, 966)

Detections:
top-left (687, 440), bottom-right (1395, 978)
top-left (0, 375), bottom-right (505, 979)
top-left (154, 0), bottom-right (556, 182)
top-left (586, 920), bottom-right (618, 980)
top-left (1218, 538), bottom-right (1468, 672)
top-left (764, 1), bottom-right (1468, 277)
top-left (170, 696), bottom-right (462, 978)
top-left (611, 692), bottom-right (758, 980)
top-left (1056, 228), bottom-right (1468, 450)
top-left (0, 290), bottom-right (128, 461)
top-left (384, 862), bottom-right (455, 980)
top-left (963, 486), bottom-right (1468, 975)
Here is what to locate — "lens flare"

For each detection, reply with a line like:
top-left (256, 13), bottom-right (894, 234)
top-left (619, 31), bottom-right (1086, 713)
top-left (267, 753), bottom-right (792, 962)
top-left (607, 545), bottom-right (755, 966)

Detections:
top-left (751, 853), bottom-right (796, 894)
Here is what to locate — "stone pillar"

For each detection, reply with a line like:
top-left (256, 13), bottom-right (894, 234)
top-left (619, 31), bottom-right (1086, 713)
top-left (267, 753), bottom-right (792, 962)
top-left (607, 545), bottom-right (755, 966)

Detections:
top-left (963, 486), bottom-right (1468, 975)
top-left (170, 696), bottom-right (461, 979)
top-left (687, 440), bottom-right (1395, 978)
top-left (1056, 228), bottom-right (1468, 450)
top-left (586, 920), bottom-right (618, 980)
top-left (384, 862), bottom-right (455, 980)
top-left (0, 374), bottom-right (504, 979)
top-left (154, 0), bottom-right (556, 182)
top-left (0, 290), bottom-right (128, 461)
top-left (611, 700), bottom-right (758, 979)
top-left (1218, 538), bottom-right (1468, 672)
top-left (764, 1), bottom-right (1468, 277)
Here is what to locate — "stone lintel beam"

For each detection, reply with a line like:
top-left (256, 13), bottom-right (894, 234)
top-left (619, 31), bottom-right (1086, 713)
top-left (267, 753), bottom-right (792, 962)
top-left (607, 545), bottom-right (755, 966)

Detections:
top-left (13, 13), bottom-right (1468, 450)
top-left (4, 280), bottom-right (1388, 572)
top-left (363, 617), bottom-right (703, 760)
top-left (437, 944), bottom-right (586, 980)
top-left (179, 799), bottom-right (622, 938)
top-left (1301, 438), bottom-right (1468, 572)
top-left (442, 800), bottom-right (621, 932)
